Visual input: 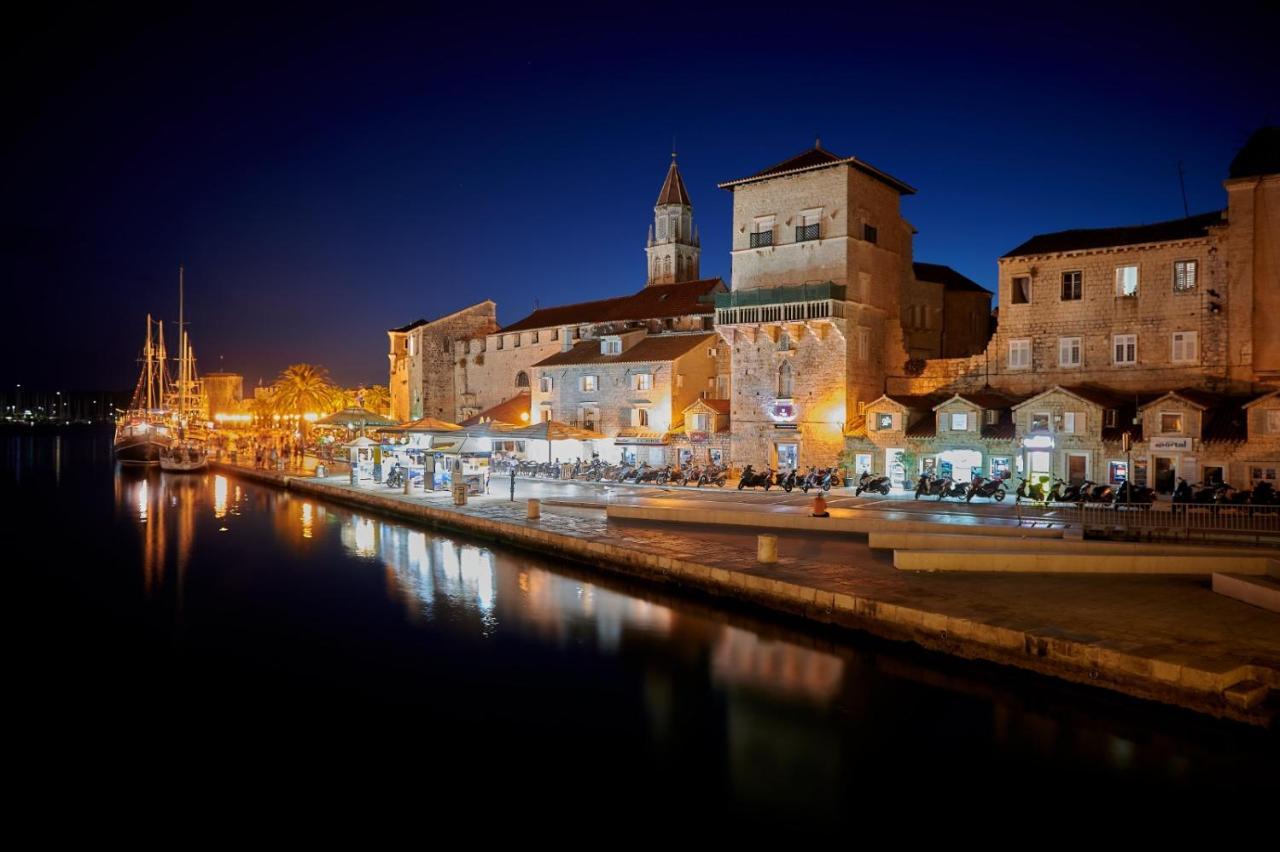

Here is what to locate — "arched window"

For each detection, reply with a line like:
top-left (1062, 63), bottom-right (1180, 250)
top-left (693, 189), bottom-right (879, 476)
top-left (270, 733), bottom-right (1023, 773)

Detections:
top-left (777, 362), bottom-right (793, 399)
top-left (778, 330), bottom-right (792, 351)
top-left (516, 371), bottom-right (529, 388)
top-left (676, 256), bottom-right (684, 278)
top-left (663, 257), bottom-right (672, 278)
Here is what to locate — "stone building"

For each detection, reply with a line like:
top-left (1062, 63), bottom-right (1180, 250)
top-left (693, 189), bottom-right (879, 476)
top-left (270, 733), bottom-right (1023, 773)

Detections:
top-left (714, 143), bottom-right (918, 469)
top-left (388, 302), bottom-right (499, 423)
top-left (531, 331), bottom-right (720, 465)
top-left (203, 372), bottom-right (244, 421)
top-left (907, 263), bottom-right (994, 359)
top-left (445, 157), bottom-right (726, 424)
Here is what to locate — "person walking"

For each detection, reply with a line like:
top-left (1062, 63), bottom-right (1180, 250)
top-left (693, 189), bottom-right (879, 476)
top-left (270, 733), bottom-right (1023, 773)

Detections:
top-left (509, 466), bottom-right (517, 502)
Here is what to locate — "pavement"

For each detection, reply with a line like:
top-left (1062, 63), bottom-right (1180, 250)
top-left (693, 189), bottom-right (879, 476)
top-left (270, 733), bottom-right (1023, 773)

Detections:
top-left (216, 460), bottom-right (1280, 724)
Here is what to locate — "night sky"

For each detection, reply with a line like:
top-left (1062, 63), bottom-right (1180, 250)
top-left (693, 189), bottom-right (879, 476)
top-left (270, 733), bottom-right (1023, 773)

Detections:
top-left (4, 2), bottom-right (1277, 391)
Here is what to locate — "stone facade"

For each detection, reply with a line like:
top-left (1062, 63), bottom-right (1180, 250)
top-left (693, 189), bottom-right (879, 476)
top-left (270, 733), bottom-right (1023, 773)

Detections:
top-left (388, 302), bottom-right (498, 423)
top-left (716, 145), bottom-right (917, 468)
top-left (531, 332), bottom-right (720, 464)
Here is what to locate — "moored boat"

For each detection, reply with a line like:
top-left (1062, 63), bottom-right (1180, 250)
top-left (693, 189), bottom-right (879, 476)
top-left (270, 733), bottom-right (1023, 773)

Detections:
top-left (159, 441), bottom-right (208, 472)
top-left (115, 313), bottom-right (172, 464)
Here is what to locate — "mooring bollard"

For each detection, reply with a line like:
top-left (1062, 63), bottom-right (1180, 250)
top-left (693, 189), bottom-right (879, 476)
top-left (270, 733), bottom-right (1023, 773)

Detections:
top-left (453, 480), bottom-right (467, 506)
top-left (527, 498), bottom-right (541, 520)
top-left (315, 464), bottom-right (326, 478)
top-left (757, 533), bottom-right (778, 564)
top-left (349, 468), bottom-right (357, 485)
top-left (403, 475), bottom-right (411, 495)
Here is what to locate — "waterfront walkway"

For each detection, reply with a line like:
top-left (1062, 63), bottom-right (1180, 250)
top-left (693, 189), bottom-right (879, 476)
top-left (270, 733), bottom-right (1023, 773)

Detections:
top-left (213, 461), bottom-right (1280, 725)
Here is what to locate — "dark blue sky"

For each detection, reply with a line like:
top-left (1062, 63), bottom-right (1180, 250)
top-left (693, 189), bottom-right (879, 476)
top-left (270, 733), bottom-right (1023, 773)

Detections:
top-left (4, 2), bottom-right (1276, 390)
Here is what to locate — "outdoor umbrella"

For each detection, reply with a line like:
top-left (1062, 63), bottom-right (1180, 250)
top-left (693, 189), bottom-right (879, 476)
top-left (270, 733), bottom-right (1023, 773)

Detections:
top-left (316, 406), bottom-right (398, 435)
top-left (502, 420), bottom-right (607, 462)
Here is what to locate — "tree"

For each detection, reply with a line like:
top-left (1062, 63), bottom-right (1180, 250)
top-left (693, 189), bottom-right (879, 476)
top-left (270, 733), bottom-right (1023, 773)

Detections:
top-left (271, 364), bottom-right (337, 433)
top-left (361, 385), bottom-right (390, 416)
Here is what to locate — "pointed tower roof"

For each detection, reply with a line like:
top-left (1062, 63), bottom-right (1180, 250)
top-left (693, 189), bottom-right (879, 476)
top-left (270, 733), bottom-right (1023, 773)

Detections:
top-left (656, 155), bottom-right (692, 206)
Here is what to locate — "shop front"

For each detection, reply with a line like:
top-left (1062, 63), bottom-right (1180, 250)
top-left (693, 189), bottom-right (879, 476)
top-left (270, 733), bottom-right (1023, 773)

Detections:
top-left (616, 431), bottom-right (668, 466)
top-left (1147, 435), bottom-right (1194, 494)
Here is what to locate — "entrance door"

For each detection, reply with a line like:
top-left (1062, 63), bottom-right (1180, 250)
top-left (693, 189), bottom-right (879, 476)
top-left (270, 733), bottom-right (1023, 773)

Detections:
top-left (775, 443), bottom-right (799, 470)
top-left (1066, 453), bottom-right (1087, 485)
top-left (1027, 450), bottom-right (1052, 484)
top-left (1154, 456), bottom-right (1176, 493)
top-left (648, 446), bottom-right (666, 466)
top-left (886, 448), bottom-right (906, 489)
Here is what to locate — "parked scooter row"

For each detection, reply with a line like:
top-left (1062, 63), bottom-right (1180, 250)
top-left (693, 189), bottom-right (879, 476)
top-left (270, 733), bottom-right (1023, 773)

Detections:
top-left (738, 465), bottom-right (844, 492)
top-left (1172, 477), bottom-right (1280, 506)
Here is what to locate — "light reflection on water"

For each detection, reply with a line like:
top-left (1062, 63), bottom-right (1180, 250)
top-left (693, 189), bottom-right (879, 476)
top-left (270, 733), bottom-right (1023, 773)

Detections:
top-left (5, 434), bottom-right (1267, 810)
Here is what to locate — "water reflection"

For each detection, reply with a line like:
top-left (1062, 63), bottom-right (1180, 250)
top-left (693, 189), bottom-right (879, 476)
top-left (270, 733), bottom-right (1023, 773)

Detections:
top-left (114, 467), bottom-right (208, 599)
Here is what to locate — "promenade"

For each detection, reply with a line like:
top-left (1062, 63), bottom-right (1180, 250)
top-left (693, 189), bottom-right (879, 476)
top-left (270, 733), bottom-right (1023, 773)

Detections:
top-left (215, 460), bottom-right (1280, 726)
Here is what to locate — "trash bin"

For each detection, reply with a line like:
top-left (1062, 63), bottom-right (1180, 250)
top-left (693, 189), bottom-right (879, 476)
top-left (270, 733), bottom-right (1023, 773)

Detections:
top-left (315, 464), bottom-right (326, 478)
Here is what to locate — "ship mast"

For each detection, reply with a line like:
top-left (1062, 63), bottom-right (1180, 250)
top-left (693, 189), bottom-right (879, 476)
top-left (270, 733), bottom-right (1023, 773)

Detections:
top-left (178, 266), bottom-right (186, 429)
top-left (145, 313), bottom-right (154, 412)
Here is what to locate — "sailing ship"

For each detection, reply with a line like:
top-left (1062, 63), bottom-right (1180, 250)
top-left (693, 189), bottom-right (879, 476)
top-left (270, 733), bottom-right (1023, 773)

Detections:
top-left (159, 267), bottom-right (209, 472)
top-left (115, 268), bottom-right (210, 468)
top-left (114, 313), bottom-right (174, 464)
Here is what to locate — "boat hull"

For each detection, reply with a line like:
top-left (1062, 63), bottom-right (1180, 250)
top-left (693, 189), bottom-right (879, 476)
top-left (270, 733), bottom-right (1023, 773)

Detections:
top-left (114, 432), bottom-right (171, 464)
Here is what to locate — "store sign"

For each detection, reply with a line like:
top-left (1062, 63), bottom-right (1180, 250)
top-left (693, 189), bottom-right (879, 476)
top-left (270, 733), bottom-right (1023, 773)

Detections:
top-left (1150, 437), bottom-right (1193, 451)
top-left (773, 423), bottom-right (798, 430)
top-left (615, 435), bottom-right (668, 446)
top-left (1022, 435), bottom-right (1054, 449)
top-left (689, 431), bottom-right (709, 443)
top-left (770, 403), bottom-right (796, 422)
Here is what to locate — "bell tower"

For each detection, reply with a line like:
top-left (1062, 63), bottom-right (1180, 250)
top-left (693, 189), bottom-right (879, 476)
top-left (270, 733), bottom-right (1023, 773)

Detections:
top-left (646, 154), bottom-right (700, 285)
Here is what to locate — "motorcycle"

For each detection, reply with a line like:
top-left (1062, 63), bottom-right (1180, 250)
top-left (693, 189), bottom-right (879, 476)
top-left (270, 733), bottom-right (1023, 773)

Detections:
top-left (699, 464), bottom-right (728, 487)
top-left (737, 465), bottom-right (775, 490)
top-left (778, 468), bottom-right (797, 493)
top-left (854, 472), bottom-right (891, 496)
top-left (965, 474), bottom-right (1007, 502)
top-left (386, 463), bottom-right (406, 489)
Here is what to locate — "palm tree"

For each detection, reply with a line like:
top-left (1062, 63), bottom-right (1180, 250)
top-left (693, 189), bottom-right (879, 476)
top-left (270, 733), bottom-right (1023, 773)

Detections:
top-left (362, 385), bottom-right (391, 416)
top-left (271, 364), bottom-right (337, 436)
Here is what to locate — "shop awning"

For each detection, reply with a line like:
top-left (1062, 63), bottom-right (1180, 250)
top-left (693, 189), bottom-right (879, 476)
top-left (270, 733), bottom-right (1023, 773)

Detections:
top-left (318, 407), bottom-right (398, 428)
top-left (614, 428), bottom-right (669, 446)
top-left (383, 416), bottom-right (462, 433)
top-left (502, 421), bottom-right (606, 441)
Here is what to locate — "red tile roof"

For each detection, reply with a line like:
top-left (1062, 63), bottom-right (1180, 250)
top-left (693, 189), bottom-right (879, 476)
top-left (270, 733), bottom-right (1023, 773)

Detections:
top-left (533, 333), bottom-right (716, 367)
top-left (1002, 211), bottom-right (1223, 258)
top-left (500, 278), bottom-right (724, 333)
top-left (460, 390), bottom-right (530, 427)
top-left (656, 157), bottom-right (692, 206)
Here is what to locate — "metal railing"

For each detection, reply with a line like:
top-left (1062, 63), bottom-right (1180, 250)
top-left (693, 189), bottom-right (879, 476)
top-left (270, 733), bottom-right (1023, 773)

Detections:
top-left (750, 231), bottom-right (774, 248)
top-left (796, 223), bottom-right (820, 242)
top-left (1016, 501), bottom-right (1280, 543)
top-left (715, 299), bottom-right (845, 326)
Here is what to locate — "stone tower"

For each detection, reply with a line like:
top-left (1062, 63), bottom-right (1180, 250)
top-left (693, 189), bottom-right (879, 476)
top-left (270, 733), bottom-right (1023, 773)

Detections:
top-left (646, 154), bottom-right (701, 285)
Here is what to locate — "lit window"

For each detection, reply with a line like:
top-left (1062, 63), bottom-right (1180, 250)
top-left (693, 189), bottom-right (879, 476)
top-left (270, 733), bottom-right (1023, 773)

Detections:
top-left (1008, 338), bottom-right (1032, 370)
top-left (1171, 331), bottom-right (1198, 363)
top-left (541, 409), bottom-right (552, 423)
top-left (407, 337), bottom-right (415, 357)
top-left (1113, 334), bottom-right (1137, 365)
top-left (1061, 271), bottom-right (1082, 301)
top-left (950, 413), bottom-right (968, 431)
top-left (1058, 337), bottom-right (1081, 367)
top-left (1116, 265), bottom-right (1138, 297)
top-left (602, 339), bottom-right (622, 355)
top-left (876, 413), bottom-right (894, 430)
top-left (984, 409), bottom-right (998, 425)
top-left (1160, 413), bottom-right (1183, 434)
top-left (1174, 260), bottom-right (1198, 292)
top-left (1011, 276), bottom-right (1031, 305)
top-left (1105, 409), bottom-right (1119, 428)
top-left (1063, 412), bottom-right (1077, 433)
top-left (637, 408), bottom-right (650, 427)
top-left (580, 375), bottom-right (597, 392)
top-left (539, 376), bottom-right (552, 393)
top-left (633, 373), bottom-right (653, 391)
top-left (1031, 413), bottom-right (1050, 432)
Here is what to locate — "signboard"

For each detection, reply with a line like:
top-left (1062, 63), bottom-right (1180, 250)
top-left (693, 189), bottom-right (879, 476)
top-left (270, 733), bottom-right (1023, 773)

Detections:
top-left (615, 435), bottom-right (667, 446)
top-left (773, 423), bottom-right (798, 430)
top-left (1149, 436), bottom-right (1193, 451)
top-left (688, 431), bottom-right (709, 444)
top-left (770, 403), bottom-right (796, 422)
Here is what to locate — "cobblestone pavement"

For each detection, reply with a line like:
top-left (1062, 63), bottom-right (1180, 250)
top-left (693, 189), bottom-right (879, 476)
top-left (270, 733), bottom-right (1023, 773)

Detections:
top-left (254, 465), bottom-right (1280, 681)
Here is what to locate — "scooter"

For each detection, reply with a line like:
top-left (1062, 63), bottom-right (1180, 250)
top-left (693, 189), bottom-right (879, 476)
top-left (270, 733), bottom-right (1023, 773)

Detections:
top-left (1015, 476), bottom-right (1046, 503)
top-left (737, 465), bottom-right (775, 490)
top-left (854, 472), bottom-right (892, 496)
top-left (699, 465), bottom-right (728, 487)
top-left (914, 472), bottom-right (945, 499)
top-left (937, 477), bottom-right (969, 500)
top-left (965, 474), bottom-right (1007, 502)
top-left (778, 468), bottom-right (797, 493)
top-left (1112, 480), bottom-right (1155, 505)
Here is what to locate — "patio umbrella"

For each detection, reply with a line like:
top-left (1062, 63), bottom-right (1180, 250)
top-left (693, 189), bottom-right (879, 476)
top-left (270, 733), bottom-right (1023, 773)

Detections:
top-left (502, 420), bottom-right (607, 462)
top-left (385, 415), bottom-right (462, 433)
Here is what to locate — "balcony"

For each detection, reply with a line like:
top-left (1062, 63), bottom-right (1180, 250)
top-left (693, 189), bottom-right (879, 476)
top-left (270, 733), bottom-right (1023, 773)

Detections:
top-left (795, 223), bottom-right (820, 242)
top-left (714, 282), bottom-right (848, 326)
top-left (749, 231), bottom-right (773, 248)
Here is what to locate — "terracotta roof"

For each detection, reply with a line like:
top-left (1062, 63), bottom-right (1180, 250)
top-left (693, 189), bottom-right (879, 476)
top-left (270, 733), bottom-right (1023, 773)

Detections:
top-left (1228, 127), bottom-right (1280, 180)
top-left (533, 333), bottom-right (716, 368)
top-left (500, 278), bottom-right (724, 333)
top-left (656, 157), bottom-right (692, 206)
top-left (460, 390), bottom-right (530, 426)
top-left (913, 262), bottom-right (992, 294)
top-left (1139, 388), bottom-right (1218, 411)
top-left (936, 390), bottom-right (1027, 410)
top-left (718, 144), bottom-right (915, 195)
top-left (881, 393), bottom-right (949, 410)
top-left (1057, 385), bottom-right (1131, 409)
top-left (1002, 211), bottom-right (1223, 258)
top-left (981, 417), bottom-right (1017, 441)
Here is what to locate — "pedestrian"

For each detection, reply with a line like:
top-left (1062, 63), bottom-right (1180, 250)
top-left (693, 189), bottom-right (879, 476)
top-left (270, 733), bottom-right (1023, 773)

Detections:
top-left (509, 466), bottom-right (516, 502)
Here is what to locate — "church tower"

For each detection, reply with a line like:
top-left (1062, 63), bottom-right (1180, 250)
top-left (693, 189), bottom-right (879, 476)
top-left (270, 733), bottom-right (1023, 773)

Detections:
top-left (646, 154), bottom-right (700, 285)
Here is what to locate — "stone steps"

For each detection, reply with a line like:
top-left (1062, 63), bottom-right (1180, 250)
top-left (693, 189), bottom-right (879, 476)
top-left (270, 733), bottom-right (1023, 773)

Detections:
top-left (1212, 573), bottom-right (1280, 613)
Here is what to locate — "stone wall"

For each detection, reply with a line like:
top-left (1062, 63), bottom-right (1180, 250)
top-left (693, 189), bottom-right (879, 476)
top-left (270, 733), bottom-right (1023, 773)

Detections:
top-left (389, 302), bottom-right (498, 423)
top-left (454, 328), bottom-right (564, 421)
